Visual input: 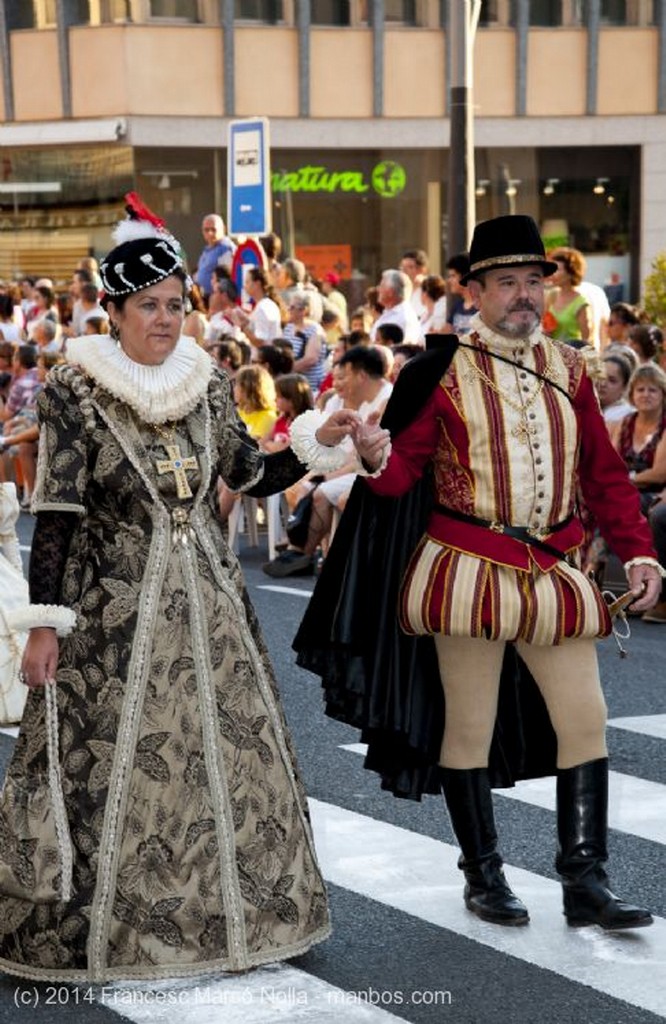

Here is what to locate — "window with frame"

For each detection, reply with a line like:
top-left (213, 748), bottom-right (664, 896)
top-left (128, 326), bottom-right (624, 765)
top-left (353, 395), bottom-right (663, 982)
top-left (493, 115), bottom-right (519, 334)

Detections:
top-left (384, 0), bottom-right (416, 23)
top-left (148, 0), bottom-right (200, 19)
top-left (235, 0), bottom-right (282, 21)
top-left (311, 0), bottom-right (351, 24)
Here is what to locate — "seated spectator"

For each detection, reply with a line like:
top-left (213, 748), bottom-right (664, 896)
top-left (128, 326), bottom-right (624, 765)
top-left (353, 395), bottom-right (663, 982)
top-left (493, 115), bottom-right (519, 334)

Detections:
top-left (262, 345), bottom-right (392, 578)
top-left (390, 342), bottom-right (422, 382)
top-left (370, 269), bottom-right (422, 345)
top-left (77, 255), bottom-right (103, 292)
top-left (205, 273), bottom-right (245, 344)
top-left (182, 283), bottom-right (208, 346)
top-left (259, 231), bottom-right (283, 289)
top-left (83, 316), bottom-right (110, 336)
top-left (400, 248), bottom-right (428, 318)
top-left (321, 308), bottom-right (344, 348)
top-left (0, 351), bottom-right (60, 502)
top-left (607, 302), bottom-right (640, 345)
top-left (207, 338), bottom-right (244, 378)
top-left (418, 274), bottom-right (448, 337)
top-left (543, 247), bottom-right (592, 345)
top-left (349, 306), bottom-right (373, 333)
top-left (444, 252), bottom-right (478, 336)
top-left (263, 373), bottom-right (314, 453)
top-left (0, 342), bottom-right (14, 374)
top-left (597, 352), bottom-right (635, 423)
top-left (321, 272), bottom-right (348, 329)
top-left (629, 324), bottom-right (662, 365)
top-left (375, 322), bottom-right (404, 347)
top-left (231, 267), bottom-right (284, 348)
top-left (373, 344), bottom-right (394, 381)
top-left (256, 343), bottom-right (294, 379)
top-left (0, 295), bottom-right (23, 345)
top-left (609, 363), bottom-right (666, 622)
top-left (32, 317), bottom-right (62, 352)
top-left (282, 293), bottom-right (328, 393)
top-left (233, 364), bottom-right (278, 442)
top-left (0, 346), bottom-right (40, 429)
top-left (217, 364), bottom-right (278, 521)
top-left (63, 281), bottom-right (107, 338)
top-left (28, 284), bottom-right (59, 338)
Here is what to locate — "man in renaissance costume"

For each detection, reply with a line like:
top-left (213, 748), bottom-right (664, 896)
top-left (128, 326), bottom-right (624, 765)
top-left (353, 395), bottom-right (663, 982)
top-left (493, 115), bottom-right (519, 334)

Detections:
top-left (294, 215), bottom-right (663, 932)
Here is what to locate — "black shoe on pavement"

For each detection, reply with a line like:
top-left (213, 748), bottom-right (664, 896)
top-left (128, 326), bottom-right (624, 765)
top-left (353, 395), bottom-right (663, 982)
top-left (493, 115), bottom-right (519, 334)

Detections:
top-left (262, 550), bottom-right (315, 578)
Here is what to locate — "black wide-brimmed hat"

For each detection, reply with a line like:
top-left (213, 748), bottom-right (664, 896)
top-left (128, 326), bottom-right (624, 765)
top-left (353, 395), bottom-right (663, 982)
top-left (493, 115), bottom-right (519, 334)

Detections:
top-left (461, 215), bottom-right (558, 284)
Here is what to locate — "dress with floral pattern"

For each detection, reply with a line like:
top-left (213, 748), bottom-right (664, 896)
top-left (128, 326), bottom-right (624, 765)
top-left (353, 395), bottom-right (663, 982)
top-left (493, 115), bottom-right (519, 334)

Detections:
top-left (0, 365), bottom-right (329, 982)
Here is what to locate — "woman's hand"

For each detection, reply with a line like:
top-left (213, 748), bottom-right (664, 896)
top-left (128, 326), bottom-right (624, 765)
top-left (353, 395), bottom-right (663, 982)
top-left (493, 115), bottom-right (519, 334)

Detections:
top-left (351, 412), bottom-right (391, 471)
top-left (20, 627), bottom-right (59, 688)
top-left (315, 409), bottom-right (360, 447)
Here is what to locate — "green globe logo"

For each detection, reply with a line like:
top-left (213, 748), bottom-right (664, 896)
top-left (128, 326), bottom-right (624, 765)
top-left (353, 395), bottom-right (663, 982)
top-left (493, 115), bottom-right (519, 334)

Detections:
top-left (371, 161), bottom-right (407, 198)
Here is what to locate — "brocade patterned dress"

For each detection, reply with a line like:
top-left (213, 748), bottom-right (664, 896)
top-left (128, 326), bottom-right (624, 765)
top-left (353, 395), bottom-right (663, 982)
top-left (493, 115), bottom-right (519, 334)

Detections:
top-left (0, 335), bottom-right (329, 982)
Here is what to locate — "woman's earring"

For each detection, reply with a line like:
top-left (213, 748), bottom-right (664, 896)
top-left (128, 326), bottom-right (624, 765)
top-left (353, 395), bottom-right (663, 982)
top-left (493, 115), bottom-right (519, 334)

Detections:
top-left (109, 321), bottom-right (120, 342)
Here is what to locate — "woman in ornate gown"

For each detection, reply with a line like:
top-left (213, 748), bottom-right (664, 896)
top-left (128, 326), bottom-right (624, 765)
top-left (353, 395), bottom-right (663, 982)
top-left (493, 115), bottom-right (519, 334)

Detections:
top-left (0, 203), bottom-right (345, 982)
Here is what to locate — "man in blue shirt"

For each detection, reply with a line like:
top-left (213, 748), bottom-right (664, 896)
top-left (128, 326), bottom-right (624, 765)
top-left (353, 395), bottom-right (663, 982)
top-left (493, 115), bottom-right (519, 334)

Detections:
top-left (195, 214), bottom-right (236, 306)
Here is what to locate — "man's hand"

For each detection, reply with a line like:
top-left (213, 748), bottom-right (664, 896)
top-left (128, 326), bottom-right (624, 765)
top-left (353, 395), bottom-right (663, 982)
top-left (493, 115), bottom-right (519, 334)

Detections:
top-left (351, 412), bottom-right (391, 472)
top-left (21, 627), bottom-right (59, 688)
top-left (315, 409), bottom-right (360, 447)
top-left (626, 564), bottom-right (663, 613)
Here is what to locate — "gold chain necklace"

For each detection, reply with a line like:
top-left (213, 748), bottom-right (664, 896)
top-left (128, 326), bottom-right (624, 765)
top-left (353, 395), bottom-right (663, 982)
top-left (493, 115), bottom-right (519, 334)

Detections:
top-left (148, 421), bottom-right (177, 444)
top-left (460, 347), bottom-right (555, 444)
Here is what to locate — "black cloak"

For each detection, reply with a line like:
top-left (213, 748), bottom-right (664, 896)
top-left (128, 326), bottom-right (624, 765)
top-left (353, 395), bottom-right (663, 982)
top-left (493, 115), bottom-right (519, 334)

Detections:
top-left (293, 340), bottom-right (558, 800)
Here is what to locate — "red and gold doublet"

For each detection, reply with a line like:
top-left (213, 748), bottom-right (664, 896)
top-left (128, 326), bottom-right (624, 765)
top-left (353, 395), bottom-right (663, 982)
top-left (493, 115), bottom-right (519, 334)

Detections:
top-left (367, 321), bottom-right (656, 644)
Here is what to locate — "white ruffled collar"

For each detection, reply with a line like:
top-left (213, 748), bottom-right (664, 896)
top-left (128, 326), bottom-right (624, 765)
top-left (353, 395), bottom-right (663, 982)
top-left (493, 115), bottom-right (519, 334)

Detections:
top-left (470, 313), bottom-right (545, 353)
top-left (66, 335), bottom-right (213, 424)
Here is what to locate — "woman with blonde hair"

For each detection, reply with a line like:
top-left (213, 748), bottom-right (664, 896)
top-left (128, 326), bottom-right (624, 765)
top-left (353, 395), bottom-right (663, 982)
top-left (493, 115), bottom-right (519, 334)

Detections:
top-left (233, 363), bottom-right (278, 442)
top-left (544, 247), bottom-right (592, 345)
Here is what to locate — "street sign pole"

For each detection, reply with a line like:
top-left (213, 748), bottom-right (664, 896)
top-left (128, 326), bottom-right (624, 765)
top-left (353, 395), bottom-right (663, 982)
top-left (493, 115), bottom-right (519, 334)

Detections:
top-left (227, 117), bottom-right (272, 237)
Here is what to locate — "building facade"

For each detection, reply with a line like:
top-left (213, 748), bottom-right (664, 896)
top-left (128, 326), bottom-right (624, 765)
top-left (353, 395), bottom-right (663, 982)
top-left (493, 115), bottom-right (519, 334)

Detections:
top-left (0, 0), bottom-right (665, 302)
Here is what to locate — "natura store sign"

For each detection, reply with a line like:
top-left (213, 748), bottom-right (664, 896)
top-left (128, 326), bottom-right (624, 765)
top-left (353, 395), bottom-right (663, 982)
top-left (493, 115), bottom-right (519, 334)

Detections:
top-left (271, 160), bottom-right (407, 199)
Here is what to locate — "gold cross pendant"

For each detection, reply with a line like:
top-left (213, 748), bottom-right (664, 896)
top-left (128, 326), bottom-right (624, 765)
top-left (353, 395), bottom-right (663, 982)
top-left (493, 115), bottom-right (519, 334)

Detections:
top-left (156, 444), bottom-right (198, 499)
top-left (511, 419), bottom-right (537, 445)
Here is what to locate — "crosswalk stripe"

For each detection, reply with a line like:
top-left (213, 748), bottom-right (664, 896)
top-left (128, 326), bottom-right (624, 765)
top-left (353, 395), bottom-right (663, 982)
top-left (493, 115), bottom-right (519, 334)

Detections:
top-left (95, 964), bottom-right (410, 1022)
top-left (608, 714), bottom-right (666, 741)
top-left (309, 798), bottom-right (666, 1020)
top-left (256, 585), bottom-right (314, 598)
top-left (340, 743), bottom-right (666, 846)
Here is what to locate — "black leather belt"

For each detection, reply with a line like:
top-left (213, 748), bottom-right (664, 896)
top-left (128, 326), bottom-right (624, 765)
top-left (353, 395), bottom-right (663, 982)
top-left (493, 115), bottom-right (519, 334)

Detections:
top-left (433, 504), bottom-right (574, 561)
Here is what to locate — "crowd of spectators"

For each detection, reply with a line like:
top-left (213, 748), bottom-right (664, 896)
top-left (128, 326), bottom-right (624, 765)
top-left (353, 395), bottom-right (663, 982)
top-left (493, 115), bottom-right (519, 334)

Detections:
top-left (2, 219), bottom-right (664, 599)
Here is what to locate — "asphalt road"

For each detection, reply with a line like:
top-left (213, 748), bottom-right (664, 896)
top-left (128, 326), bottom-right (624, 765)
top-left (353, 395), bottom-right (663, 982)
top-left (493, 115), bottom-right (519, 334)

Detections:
top-left (0, 520), bottom-right (664, 1024)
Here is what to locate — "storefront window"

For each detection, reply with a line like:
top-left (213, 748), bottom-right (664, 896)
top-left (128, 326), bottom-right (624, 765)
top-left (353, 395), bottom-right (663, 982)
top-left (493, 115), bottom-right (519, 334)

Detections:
top-left (270, 149), bottom-right (443, 300)
top-left (473, 144), bottom-right (640, 297)
top-left (0, 146), bottom-right (133, 284)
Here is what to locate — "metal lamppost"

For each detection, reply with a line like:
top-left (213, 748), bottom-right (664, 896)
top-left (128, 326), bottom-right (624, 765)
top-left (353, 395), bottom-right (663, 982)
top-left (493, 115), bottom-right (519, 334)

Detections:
top-left (447, 0), bottom-right (481, 261)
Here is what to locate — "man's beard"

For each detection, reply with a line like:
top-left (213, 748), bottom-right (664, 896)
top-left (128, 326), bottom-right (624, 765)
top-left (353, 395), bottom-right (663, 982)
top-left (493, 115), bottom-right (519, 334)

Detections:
top-left (496, 304), bottom-right (540, 338)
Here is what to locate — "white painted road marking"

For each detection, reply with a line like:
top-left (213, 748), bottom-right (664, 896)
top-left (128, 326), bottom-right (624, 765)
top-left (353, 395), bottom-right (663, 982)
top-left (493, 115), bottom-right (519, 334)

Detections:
top-left (341, 743), bottom-right (666, 845)
top-left (309, 798), bottom-right (666, 1020)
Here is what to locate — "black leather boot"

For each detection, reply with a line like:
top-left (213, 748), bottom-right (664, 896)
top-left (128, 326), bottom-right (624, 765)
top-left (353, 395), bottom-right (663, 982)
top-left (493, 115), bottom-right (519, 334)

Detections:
top-left (556, 758), bottom-right (653, 930)
top-left (440, 767), bottom-right (529, 926)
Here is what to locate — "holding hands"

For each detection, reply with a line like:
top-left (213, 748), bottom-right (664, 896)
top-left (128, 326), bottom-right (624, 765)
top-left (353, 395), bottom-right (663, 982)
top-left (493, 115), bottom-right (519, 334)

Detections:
top-left (314, 409), bottom-right (390, 471)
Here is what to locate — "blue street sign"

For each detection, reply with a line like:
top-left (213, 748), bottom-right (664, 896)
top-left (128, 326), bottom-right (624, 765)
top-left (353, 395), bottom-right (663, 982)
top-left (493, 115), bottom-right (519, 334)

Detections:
top-left (227, 117), bottom-right (272, 236)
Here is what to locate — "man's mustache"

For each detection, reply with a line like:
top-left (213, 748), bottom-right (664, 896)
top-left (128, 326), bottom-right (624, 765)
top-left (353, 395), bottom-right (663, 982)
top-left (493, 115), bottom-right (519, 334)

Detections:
top-left (507, 302), bottom-right (538, 313)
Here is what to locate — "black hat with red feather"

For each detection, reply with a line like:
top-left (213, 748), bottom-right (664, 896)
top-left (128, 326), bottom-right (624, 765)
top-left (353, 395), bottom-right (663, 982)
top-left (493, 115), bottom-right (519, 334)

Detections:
top-left (100, 193), bottom-right (190, 298)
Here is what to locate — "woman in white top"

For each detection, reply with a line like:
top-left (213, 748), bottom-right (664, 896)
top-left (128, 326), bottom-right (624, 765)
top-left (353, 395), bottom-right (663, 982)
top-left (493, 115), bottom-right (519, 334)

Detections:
top-left (418, 274), bottom-right (448, 338)
top-left (598, 352), bottom-right (636, 424)
top-left (232, 266), bottom-right (283, 349)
